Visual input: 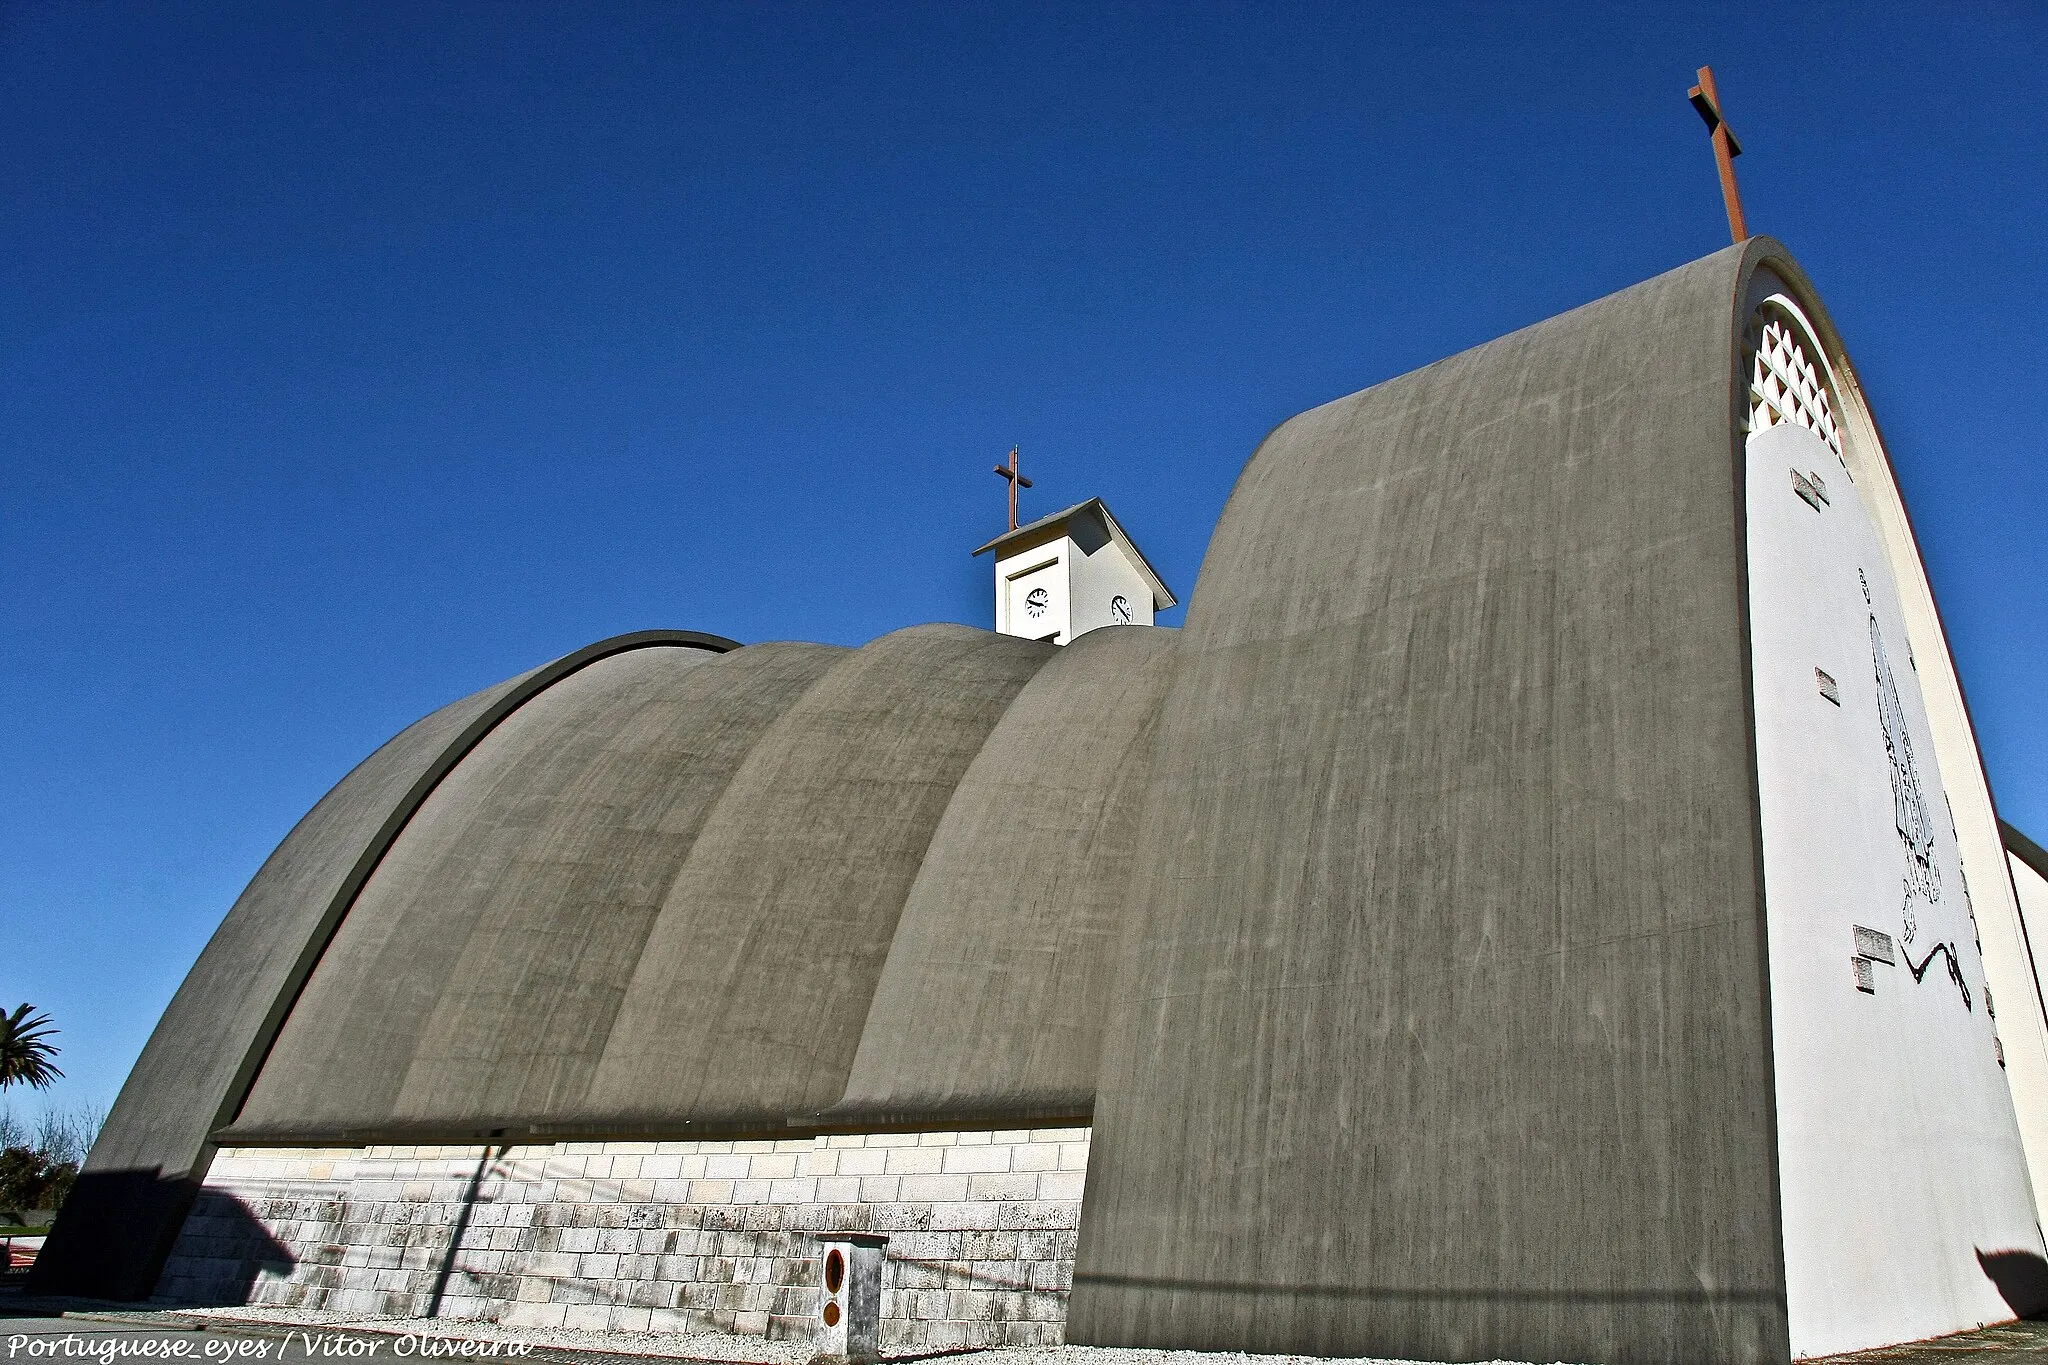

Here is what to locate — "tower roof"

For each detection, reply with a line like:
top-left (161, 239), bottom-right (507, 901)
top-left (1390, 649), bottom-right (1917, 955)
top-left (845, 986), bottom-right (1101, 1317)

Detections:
top-left (971, 497), bottom-right (1177, 611)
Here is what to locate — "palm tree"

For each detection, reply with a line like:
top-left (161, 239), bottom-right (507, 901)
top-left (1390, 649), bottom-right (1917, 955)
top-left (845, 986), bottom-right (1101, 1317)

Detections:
top-left (0, 1005), bottom-right (62, 1090)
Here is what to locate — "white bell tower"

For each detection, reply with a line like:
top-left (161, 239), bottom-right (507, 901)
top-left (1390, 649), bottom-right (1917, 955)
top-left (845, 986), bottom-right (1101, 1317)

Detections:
top-left (973, 496), bottom-right (1175, 644)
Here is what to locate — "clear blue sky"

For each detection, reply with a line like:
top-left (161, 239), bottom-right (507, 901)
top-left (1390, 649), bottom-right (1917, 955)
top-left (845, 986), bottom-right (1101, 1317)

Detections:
top-left (4, 1), bottom-right (2043, 1120)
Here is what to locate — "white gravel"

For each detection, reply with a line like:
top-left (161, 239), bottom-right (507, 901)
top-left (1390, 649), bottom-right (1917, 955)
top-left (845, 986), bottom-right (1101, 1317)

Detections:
top-left (163, 1306), bottom-right (1566, 1365)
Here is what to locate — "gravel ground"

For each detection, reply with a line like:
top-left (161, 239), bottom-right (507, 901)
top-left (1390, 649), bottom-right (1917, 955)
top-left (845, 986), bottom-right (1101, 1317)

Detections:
top-left (166, 1307), bottom-right (1564, 1365)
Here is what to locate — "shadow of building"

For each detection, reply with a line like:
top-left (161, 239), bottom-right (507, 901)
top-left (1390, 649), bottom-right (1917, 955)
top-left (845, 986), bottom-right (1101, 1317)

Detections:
top-left (148, 1190), bottom-right (298, 1307)
top-left (1977, 1248), bottom-right (2048, 1320)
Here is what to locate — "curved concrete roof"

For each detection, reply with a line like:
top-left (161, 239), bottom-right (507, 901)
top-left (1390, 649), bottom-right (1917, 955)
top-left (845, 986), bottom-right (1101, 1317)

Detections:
top-left (56, 238), bottom-right (2026, 1365)
top-left (1068, 242), bottom-right (1788, 1362)
top-left (580, 624), bottom-right (1056, 1131)
top-left (829, 622), bottom-right (1179, 1127)
top-left (223, 623), bottom-right (1069, 1142)
top-left (227, 639), bottom-right (846, 1141)
top-left (37, 630), bottom-right (738, 1298)
top-left (2007, 819), bottom-right (2048, 884)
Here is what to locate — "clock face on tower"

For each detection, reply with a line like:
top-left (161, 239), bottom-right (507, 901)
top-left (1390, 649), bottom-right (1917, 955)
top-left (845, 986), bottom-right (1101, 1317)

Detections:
top-left (1025, 587), bottom-right (1050, 619)
top-left (1110, 595), bottom-right (1132, 625)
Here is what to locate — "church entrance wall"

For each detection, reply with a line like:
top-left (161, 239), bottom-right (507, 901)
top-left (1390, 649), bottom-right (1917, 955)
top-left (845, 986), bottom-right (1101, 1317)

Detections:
top-left (1742, 291), bottom-right (2046, 1356)
top-left (155, 1129), bottom-right (1089, 1350)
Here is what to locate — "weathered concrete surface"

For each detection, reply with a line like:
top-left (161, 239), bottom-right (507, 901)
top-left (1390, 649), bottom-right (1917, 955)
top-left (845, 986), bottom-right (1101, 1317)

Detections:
top-left (57, 238), bottom-right (2034, 1364)
top-left (32, 631), bottom-right (738, 1299)
top-left (1068, 242), bottom-right (1790, 1364)
top-left (828, 624), bottom-right (1179, 1128)
top-left (582, 624), bottom-right (1056, 1132)
top-left (226, 640), bottom-right (841, 1141)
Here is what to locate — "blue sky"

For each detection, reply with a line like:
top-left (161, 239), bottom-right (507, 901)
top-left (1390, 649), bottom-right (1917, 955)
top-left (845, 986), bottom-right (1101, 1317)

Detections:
top-left (3, 1), bottom-right (2043, 1119)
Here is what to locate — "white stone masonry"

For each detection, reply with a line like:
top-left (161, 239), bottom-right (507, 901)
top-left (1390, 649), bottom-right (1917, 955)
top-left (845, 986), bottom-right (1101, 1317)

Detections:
top-left (157, 1128), bottom-right (1090, 1351)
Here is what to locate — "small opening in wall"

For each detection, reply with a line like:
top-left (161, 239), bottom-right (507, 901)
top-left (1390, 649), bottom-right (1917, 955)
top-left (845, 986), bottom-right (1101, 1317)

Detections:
top-left (1853, 956), bottom-right (1876, 994)
top-left (824, 1248), bottom-right (844, 1294)
top-left (1816, 669), bottom-right (1840, 705)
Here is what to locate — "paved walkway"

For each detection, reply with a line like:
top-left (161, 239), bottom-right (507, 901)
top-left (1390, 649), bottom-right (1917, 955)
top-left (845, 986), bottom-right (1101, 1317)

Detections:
top-left (4, 1291), bottom-right (2047, 1365)
top-left (4, 1235), bottom-right (45, 1271)
top-left (0, 1299), bottom-right (722, 1365)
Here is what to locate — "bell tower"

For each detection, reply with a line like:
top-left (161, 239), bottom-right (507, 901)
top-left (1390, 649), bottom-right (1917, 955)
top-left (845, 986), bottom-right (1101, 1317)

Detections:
top-left (972, 497), bottom-right (1174, 644)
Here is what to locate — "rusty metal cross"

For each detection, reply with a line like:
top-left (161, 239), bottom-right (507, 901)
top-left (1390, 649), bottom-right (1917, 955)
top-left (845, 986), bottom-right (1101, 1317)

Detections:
top-left (1689, 65), bottom-right (1749, 244)
top-left (992, 445), bottom-right (1033, 532)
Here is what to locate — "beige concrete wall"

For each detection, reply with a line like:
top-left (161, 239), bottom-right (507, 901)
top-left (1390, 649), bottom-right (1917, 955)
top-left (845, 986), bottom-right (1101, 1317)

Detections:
top-left (159, 1130), bottom-right (1088, 1350)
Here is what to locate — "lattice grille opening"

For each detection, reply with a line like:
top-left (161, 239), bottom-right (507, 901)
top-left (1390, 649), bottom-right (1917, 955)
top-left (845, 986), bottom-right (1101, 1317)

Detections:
top-left (1745, 303), bottom-right (1844, 458)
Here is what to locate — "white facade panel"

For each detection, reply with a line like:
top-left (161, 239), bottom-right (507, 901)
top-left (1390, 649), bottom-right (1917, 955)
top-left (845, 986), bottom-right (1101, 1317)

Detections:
top-left (1001, 553), bottom-right (1067, 643)
top-left (1747, 416), bottom-right (2044, 1357)
top-left (1068, 535), bottom-right (1154, 639)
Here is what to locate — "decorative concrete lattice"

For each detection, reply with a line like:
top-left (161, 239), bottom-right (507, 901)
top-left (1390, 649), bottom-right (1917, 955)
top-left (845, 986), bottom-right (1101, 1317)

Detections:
top-left (157, 1129), bottom-right (1089, 1351)
top-left (1746, 305), bottom-right (1843, 458)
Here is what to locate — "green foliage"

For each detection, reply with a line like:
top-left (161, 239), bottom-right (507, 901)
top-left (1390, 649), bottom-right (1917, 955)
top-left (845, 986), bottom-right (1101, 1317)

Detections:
top-left (0, 1145), bottom-right (75, 1211)
top-left (0, 1005), bottom-right (62, 1091)
top-left (0, 1103), bottom-right (100, 1214)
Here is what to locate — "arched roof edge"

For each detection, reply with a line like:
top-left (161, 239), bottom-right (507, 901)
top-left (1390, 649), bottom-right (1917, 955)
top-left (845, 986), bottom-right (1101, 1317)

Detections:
top-left (31, 628), bottom-right (736, 1300)
top-left (218, 628), bottom-right (742, 1137)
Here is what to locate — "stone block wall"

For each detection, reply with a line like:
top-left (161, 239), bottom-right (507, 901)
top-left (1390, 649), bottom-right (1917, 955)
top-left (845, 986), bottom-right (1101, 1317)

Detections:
top-left (157, 1129), bottom-right (1089, 1350)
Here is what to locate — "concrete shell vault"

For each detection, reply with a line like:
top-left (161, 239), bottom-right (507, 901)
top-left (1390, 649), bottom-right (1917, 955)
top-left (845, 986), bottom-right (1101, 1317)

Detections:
top-left (35, 240), bottom-right (2048, 1365)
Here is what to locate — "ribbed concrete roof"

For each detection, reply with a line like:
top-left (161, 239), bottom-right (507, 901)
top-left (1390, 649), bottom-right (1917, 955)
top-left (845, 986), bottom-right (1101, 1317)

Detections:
top-left (190, 610), bottom-right (1195, 1151)
top-left (578, 624), bottom-right (1056, 1132)
top-left (220, 625), bottom-right (1101, 1142)
top-left (828, 621), bottom-right (1181, 1127)
top-left (54, 239), bottom-right (1998, 1365)
top-left (227, 639), bottom-right (847, 1140)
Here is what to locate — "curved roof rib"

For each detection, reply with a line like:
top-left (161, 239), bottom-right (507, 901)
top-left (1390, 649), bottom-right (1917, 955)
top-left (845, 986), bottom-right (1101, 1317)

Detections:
top-left (30, 630), bottom-right (738, 1299)
top-left (225, 639), bottom-right (841, 1142)
top-left (828, 622), bottom-right (1180, 1129)
top-left (1069, 243), bottom-right (1787, 1360)
top-left (580, 624), bottom-right (1057, 1134)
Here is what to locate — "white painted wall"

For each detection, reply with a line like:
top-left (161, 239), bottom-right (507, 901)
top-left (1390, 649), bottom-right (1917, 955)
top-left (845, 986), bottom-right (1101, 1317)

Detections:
top-left (999, 548), bottom-right (1069, 643)
top-left (992, 520), bottom-right (1155, 645)
top-left (1068, 532), bottom-right (1155, 639)
top-left (1747, 415), bottom-right (2045, 1358)
top-left (1812, 294), bottom-right (2048, 1223)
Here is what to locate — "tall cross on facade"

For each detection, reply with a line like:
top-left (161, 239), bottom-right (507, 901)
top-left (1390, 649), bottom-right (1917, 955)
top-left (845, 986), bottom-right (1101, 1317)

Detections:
top-left (1689, 65), bottom-right (1749, 244)
top-left (992, 445), bottom-right (1033, 531)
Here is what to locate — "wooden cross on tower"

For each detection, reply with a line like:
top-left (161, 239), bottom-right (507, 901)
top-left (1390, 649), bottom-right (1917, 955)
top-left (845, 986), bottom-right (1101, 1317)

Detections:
top-left (1689, 65), bottom-right (1749, 244)
top-left (992, 445), bottom-right (1033, 531)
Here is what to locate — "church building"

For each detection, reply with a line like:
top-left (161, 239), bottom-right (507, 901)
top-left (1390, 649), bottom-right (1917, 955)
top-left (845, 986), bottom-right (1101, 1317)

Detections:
top-left (34, 239), bottom-right (2048, 1365)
